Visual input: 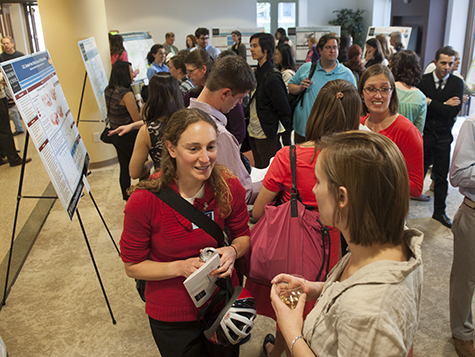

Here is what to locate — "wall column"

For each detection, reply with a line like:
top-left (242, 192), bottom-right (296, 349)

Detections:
top-left (37, 0), bottom-right (116, 166)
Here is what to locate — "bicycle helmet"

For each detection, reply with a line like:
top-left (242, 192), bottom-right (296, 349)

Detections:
top-left (203, 286), bottom-right (256, 346)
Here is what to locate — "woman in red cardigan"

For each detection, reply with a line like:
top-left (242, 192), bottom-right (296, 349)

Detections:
top-left (120, 108), bottom-right (250, 357)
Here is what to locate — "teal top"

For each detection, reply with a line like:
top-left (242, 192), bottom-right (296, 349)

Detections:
top-left (396, 87), bottom-right (427, 134)
top-left (289, 60), bottom-right (356, 137)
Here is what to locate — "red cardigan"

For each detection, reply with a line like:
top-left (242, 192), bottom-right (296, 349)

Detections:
top-left (120, 174), bottom-right (250, 322)
top-left (360, 114), bottom-right (424, 197)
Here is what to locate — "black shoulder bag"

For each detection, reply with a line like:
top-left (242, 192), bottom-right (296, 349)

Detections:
top-left (288, 61), bottom-right (317, 119)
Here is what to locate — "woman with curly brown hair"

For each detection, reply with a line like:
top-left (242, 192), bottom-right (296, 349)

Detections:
top-left (389, 50), bottom-right (427, 134)
top-left (120, 108), bottom-right (250, 357)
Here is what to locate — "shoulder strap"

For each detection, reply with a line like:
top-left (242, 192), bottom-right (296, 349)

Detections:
top-left (150, 186), bottom-right (225, 247)
top-left (296, 62), bottom-right (317, 109)
top-left (289, 145), bottom-right (299, 217)
top-left (308, 61), bottom-right (317, 79)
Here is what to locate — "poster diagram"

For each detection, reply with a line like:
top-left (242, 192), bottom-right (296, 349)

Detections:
top-left (121, 31), bottom-right (155, 83)
top-left (78, 37), bottom-right (109, 121)
top-left (1, 51), bottom-right (89, 220)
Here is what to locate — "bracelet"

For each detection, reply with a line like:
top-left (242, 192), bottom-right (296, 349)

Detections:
top-left (230, 245), bottom-right (238, 260)
top-left (290, 334), bottom-right (305, 357)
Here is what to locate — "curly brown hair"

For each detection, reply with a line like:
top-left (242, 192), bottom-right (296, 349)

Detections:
top-left (129, 108), bottom-right (234, 218)
top-left (389, 50), bottom-right (422, 87)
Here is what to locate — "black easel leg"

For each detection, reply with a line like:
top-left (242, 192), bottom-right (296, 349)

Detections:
top-left (76, 71), bottom-right (88, 126)
top-left (76, 209), bottom-right (116, 324)
top-left (2, 131), bottom-right (31, 307)
top-left (88, 191), bottom-right (120, 256)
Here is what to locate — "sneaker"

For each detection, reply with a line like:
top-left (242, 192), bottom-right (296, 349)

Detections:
top-left (12, 130), bottom-right (24, 136)
top-left (10, 157), bottom-right (31, 167)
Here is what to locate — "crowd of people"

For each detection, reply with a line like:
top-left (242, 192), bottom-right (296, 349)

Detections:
top-left (100, 29), bottom-right (474, 357)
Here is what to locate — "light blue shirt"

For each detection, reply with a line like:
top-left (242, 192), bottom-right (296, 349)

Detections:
top-left (146, 62), bottom-right (169, 81)
top-left (205, 44), bottom-right (221, 61)
top-left (289, 60), bottom-right (356, 137)
top-left (450, 115), bottom-right (475, 202)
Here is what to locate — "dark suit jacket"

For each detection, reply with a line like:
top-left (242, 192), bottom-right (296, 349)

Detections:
top-left (418, 73), bottom-right (463, 133)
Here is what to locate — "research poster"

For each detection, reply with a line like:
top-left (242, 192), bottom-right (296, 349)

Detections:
top-left (212, 27), bottom-right (264, 66)
top-left (78, 37), bottom-right (109, 121)
top-left (1, 51), bottom-right (90, 220)
top-left (290, 26), bottom-right (340, 63)
top-left (121, 31), bottom-right (155, 83)
top-left (365, 26), bottom-right (412, 51)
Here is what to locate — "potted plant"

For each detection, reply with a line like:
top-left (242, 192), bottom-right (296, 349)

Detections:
top-left (329, 8), bottom-right (366, 47)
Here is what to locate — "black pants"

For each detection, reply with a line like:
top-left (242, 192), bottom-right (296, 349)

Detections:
top-left (0, 97), bottom-right (20, 163)
top-left (423, 128), bottom-right (452, 214)
top-left (249, 136), bottom-right (281, 169)
top-left (109, 129), bottom-right (138, 200)
top-left (149, 317), bottom-right (240, 357)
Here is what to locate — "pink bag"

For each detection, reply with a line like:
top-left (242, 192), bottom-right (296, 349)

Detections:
top-left (240, 146), bottom-right (331, 286)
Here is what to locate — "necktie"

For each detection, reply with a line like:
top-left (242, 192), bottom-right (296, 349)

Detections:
top-left (437, 79), bottom-right (443, 93)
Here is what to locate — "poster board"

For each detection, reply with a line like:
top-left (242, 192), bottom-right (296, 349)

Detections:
top-left (365, 26), bottom-right (412, 54)
top-left (288, 26), bottom-right (340, 63)
top-left (466, 57), bottom-right (475, 85)
top-left (121, 31), bottom-right (155, 84)
top-left (1, 51), bottom-right (90, 220)
top-left (212, 27), bottom-right (265, 66)
top-left (78, 37), bottom-right (108, 121)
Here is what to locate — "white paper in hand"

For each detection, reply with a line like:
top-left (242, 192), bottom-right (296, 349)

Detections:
top-left (183, 253), bottom-right (221, 308)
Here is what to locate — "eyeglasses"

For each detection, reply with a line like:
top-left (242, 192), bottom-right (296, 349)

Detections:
top-left (186, 67), bottom-right (199, 75)
top-left (199, 36), bottom-right (209, 41)
top-left (323, 46), bottom-right (338, 51)
top-left (363, 87), bottom-right (392, 95)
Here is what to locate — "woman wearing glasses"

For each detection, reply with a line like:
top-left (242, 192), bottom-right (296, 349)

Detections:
top-left (359, 64), bottom-right (424, 198)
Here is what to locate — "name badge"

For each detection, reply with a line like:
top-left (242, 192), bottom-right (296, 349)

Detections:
top-left (192, 210), bottom-right (214, 230)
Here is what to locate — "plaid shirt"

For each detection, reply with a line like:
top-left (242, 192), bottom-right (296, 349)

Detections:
top-left (179, 77), bottom-right (195, 95)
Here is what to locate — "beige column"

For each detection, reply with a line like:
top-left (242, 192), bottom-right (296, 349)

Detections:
top-left (37, 0), bottom-right (116, 166)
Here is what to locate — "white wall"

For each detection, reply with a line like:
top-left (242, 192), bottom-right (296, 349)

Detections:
top-left (445, 0), bottom-right (469, 66)
top-left (104, 0), bottom-right (257, 50)
top-left (306, 0), bottom-right (381, 35)
top-left (8, 4), bottom-right (30, 54)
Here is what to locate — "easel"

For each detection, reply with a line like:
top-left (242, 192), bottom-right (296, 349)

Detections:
top-left (1, 71), bottom-right (120, 324)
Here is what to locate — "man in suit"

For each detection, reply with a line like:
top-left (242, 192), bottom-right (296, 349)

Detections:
top-left (418, 46), bottom-right (463, 228)
top-left (162, 32), bottom-right (178, 56)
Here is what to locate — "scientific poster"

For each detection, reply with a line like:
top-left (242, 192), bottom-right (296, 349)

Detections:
top-left (211, 27), bottom-right (264, 65)
top-left (290, 26), bottom-right (340, 63)
top-left (78, 37), bottom-right (108, 121)
top-left (365, 27), bottom-right (412, 51)
top-left (121, 31), bottom-right (155, 83)
top-left (1, 51), bottom-right (89, 220)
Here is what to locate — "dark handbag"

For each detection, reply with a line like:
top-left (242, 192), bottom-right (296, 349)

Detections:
top-left (288, 61), bottom-right (317, 120)
top-left (100, 126), bottom-right (113, 144)
top-left (101, 88), bottom-right (113, 144)
top-left (239, 145), bottom-right (331, 286)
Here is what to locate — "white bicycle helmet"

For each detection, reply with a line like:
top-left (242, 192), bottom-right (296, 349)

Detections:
top-left (203, 286), bottom-right (256, 346)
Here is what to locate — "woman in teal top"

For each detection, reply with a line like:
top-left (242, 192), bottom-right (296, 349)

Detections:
top-left (389, 50), bottom-right (427, 134)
